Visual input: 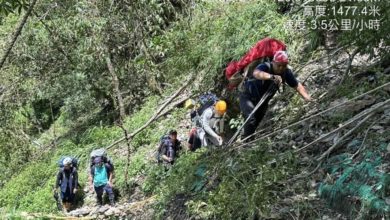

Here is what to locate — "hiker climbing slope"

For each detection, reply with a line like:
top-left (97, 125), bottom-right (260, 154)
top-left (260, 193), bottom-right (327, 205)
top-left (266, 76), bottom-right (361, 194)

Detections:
top-left (198, 100), bottom-right (227, 147)
top-left (54, 157), bottom-right (79, 212)
top-left (157, 130), bottom-right (182, 165)
top-left (89, 156), bottom-right (115, 206)
top-left (188, 93), bottom-right (227, 149)
top-left (239, 51), bottom-right (311, 141)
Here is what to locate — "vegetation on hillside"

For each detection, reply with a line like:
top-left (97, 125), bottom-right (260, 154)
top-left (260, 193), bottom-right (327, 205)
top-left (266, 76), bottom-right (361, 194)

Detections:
top-left (0, 0), bottom-right (389, 219)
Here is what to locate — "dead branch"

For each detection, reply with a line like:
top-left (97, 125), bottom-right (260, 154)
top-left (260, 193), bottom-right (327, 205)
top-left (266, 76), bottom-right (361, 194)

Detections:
top-left (0, 0), bottom-right (39, 70)
top-left (317, 112), bottom-right (374, 162)
top-left (295, 99), bottom-right (390, 153)
top-left (288, 161), bottom-right (323, 182)
top-left (294, 99), bottom-right (390, 153)
top-left (234, 83), bottom-right (390, 150)
top-left (350, 118), bottom-right (379, 160)
top-left (106, 76), bottom-right (193, 149)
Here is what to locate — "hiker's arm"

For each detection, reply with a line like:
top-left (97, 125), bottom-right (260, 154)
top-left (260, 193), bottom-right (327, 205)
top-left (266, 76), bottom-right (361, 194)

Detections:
top-left (160, 145), bottom-right (172, 162)
top-left (201, 109), bottom-right (219, 140)
top-left (161, 154), bottom-right (171, 162)
top-left (54, 171), bottom-right (61, 192)
top-left (74, 170), bottom-right (78, 190)
top-left (89, 171), bottom-right (94, 191)
top-left (295, 83), bottom-right (311, 101)
top-left (108, 168), bottom-right (114, 187)
top-left (252, 69), bottom-right (273, 80)
top-left (253, 69), bottom-right (283, 84)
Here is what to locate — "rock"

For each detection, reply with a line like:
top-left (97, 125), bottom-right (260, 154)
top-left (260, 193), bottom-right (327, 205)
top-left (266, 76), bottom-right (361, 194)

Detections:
top-left (114, 208), bottom-right (122, 216)
top-left (69, 207), bottom-right (91, 216)
top-left (98, 205), bottom-right (110, 213)
top-left (104, 207), bottom-right (115, 216)
top-left (328, 96), bottom-right (376, 114)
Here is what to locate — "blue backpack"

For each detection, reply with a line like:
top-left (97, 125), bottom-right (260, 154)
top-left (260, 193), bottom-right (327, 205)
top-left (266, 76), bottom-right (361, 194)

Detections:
top-left (156, 135), bottom-right (170, 163)
top-left (58, 156), bottom-right (78, 169)
top-left (190, 92), bottom-right (219, 121)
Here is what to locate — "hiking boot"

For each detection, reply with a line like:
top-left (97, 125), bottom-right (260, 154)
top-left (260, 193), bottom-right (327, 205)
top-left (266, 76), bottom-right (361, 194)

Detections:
top-left (109, 198), bottom-right (115, 207)
top-left (62, 202), bottom-right (71, 212)
top-left (97, 198), bottom-right (103, 207)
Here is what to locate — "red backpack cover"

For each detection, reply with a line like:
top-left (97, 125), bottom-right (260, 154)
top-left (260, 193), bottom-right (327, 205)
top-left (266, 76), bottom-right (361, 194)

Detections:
top-left (225, 38), bottom-right (286, 88)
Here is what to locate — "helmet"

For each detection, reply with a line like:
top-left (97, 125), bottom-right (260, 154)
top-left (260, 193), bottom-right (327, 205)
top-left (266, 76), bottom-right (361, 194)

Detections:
top-left (63, 157), bottom-right (72, 166)
top-left (215, 100), bottom-right (227, 115)
top-left (184, 99), bottom-right (195, 109)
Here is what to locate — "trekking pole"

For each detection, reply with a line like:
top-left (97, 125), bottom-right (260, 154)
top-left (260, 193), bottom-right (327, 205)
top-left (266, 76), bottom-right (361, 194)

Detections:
top-left (53, 190), bottom-right (63, 211)
top-left (225, 83), bottom-right (278, 148)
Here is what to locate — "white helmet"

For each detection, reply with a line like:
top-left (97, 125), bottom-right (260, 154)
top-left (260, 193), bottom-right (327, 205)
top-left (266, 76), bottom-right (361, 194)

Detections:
top-left (63, 157), bottom-right (72, 166)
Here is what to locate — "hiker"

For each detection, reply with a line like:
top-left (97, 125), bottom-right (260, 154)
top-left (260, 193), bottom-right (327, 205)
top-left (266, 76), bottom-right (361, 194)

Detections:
top-left (158, 130), bottom-right (182, 165)
top-left (189, 99), bottom-right (227, 149)
top-left (54, 157), bottom-right (79, 212)
top-left (239, 50), bottom-right (311, 141)
top-left (89, 156), bottom-right (115, 206)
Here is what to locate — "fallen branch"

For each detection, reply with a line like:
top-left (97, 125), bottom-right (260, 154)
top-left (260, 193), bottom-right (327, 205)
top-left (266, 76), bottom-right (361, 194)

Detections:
top-left (235, 82), bottom-right (390, 150)
top-left (350, 118), bottom-right (379, 160)
top-left (106, 76), bottom-right (193, 149)
top-left (317, 112), bottom-right (374, 161)
top-left (295, 99), bottom-right (390, 153)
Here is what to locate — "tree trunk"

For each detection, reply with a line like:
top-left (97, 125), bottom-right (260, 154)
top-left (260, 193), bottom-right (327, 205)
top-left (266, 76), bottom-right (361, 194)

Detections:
top-left (0, 0), bottom-right (39, 70)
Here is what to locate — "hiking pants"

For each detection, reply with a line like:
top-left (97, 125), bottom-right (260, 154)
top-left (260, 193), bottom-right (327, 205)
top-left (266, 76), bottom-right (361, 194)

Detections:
top-left (239, 94), bottom-right (269, 141)
top-left (94, 184), bottom-right (114, 204)
top-left (198, 128), bottom-right (219, 147)
top-left (61, 186), bottom-right (75, 203)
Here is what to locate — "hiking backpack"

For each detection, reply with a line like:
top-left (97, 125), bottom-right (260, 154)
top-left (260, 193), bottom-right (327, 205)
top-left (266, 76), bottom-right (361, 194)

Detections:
top-left (90, 148), bottom-right (114, 170)
top-left (190, 92), bottom-right (219, 122)
top-left (58, 156), bottom-right (78, 169)
top-left (225, 37), bottom-right (286, 89)
top-left (156, 135), bottom-right (171, 163)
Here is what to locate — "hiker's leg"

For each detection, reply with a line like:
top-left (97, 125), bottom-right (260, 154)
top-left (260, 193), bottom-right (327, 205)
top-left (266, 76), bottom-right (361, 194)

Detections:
top-left (94, 185), bottom-right (104, 205)
top-left (104, 184), bottom-right (115, 206)
top-left (60, 191), bottom-right (67, 211)
top-left (253, 102), bottom-right (269, 130)
top-left (197, 128), bottom-right (207, 147)
top-left (63, 187), bottom-right (73, 212)
top-left (206, 135), bottom-right (219, 147)
top-left (239, 94), bottom-right (257, 140)
top-left (68, 191), bottom-right (76, 210)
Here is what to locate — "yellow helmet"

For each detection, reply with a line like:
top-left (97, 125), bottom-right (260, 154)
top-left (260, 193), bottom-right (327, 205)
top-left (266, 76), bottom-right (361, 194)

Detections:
top-left (215, 100), bottom-right (227, 115)
top-left (184, 99), bottom-right (196, 109)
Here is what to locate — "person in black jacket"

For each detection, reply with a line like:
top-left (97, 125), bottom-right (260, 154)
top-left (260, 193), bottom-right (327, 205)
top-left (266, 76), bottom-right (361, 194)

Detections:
top-left (54, 157), bottom-right (78, 212)
top-left (239, 51), bottom-right (312, 141)
top-left (159, 130), bottom-right (181, 165)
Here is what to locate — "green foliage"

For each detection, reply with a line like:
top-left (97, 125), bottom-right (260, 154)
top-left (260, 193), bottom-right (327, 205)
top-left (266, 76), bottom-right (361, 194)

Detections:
top-left (0, 0), bottom-right (28, 23)
top-left (153, 0), bottom-right (298, 91)
top-left (147, 143), bottom-right (298, 219)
